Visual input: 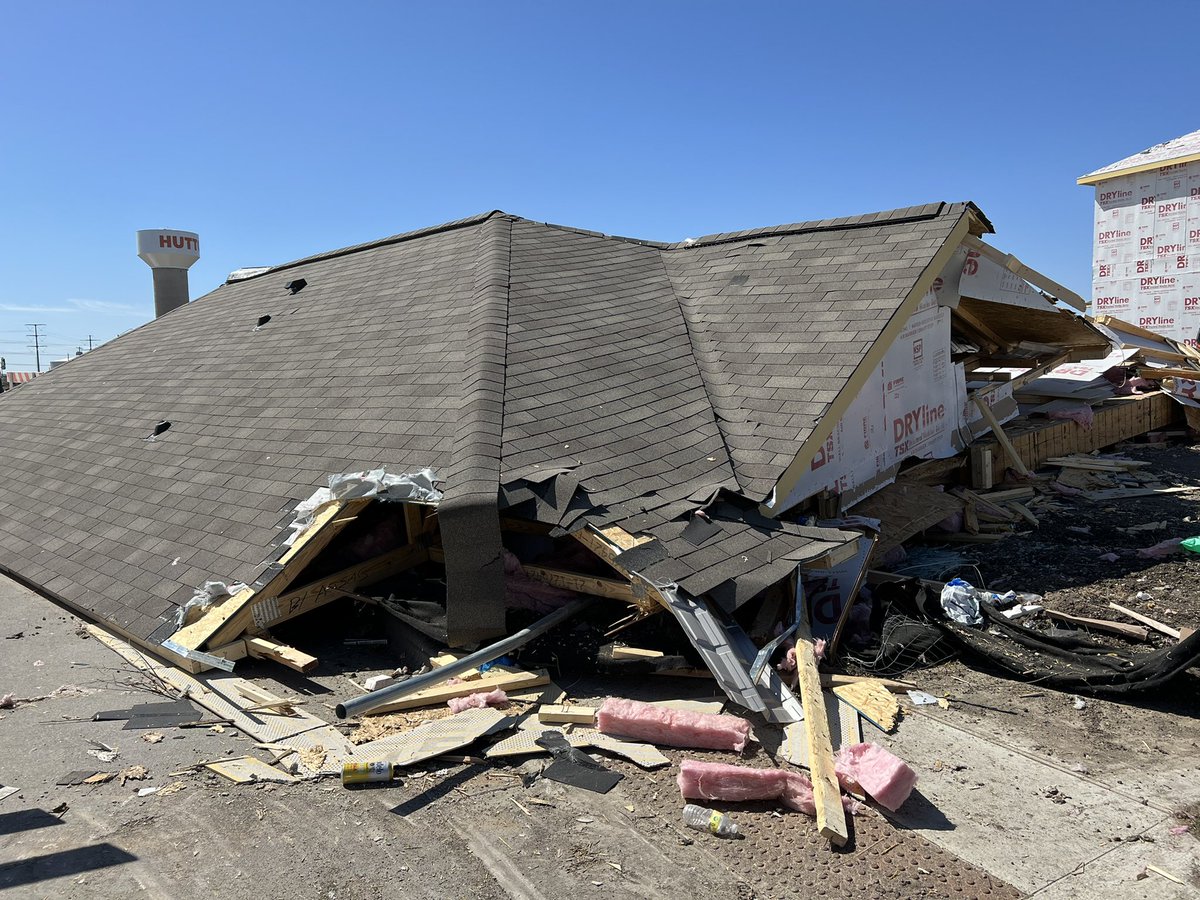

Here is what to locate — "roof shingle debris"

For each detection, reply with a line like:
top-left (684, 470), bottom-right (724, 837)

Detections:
top-left (0, 202), bottom-right (976, 648)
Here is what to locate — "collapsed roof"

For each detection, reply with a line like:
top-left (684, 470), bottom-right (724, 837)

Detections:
top-left (0, 202), bottom-right (1104, 662)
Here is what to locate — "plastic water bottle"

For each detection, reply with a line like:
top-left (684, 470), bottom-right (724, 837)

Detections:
top-left (682, 803), bottom-right (741, 838)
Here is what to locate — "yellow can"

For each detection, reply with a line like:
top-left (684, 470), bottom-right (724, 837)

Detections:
top-left (342, 761), bottom-right (394, 785)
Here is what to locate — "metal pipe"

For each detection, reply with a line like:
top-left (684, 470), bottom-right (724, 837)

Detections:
top-left (335, 596), bottom-right (596, 719)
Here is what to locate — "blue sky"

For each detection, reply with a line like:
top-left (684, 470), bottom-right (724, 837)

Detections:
top-left (0, 2), bottom-right (1193, 370)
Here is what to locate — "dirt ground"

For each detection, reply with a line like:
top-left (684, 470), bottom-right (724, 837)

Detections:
top-left (892, 442), bottom-right (1200, 833)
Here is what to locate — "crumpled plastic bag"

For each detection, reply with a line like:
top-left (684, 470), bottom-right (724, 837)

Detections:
top-left (285, 467), bottom-right (444, 546)
top-left (940, 578), bottom-right (984, 626)
top-left (175, 580), bottom-right (249, 627)
top-left (1180, 536), bottom-right (1200, 556)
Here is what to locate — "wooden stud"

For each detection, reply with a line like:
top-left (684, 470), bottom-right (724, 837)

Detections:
top-left (972, 394), bottom-right (1030, 475)
top-left (169, 497), bottom-right (372, 651)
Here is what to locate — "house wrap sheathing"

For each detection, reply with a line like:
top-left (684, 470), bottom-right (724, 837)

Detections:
top-left (1080, 127), bottom-right (1200, 346)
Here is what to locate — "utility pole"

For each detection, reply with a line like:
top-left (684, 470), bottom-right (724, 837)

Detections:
top-left (86, 335), bottom-right (95, 351)
top-left (26, 324), bottom-right (45, 373)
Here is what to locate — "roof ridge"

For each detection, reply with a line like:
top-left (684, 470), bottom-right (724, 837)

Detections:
top-left (238, 210), bottom-right (507, 281)
top-left (665, 202), bottom-right (957, 249)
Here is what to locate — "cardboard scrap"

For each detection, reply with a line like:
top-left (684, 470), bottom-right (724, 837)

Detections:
top-left (206, 756), bottom-right (297, 784)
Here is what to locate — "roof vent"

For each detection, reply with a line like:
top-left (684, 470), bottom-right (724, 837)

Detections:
top-left (285, 278), bottom-right (307, 294)
top-left (255, 315), bottom-right (272, 330)
top-left (145, 420), bottom-right (171, 441)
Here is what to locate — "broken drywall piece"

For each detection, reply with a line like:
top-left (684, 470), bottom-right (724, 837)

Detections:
top-left (596, 697), bottom-right (751, 752)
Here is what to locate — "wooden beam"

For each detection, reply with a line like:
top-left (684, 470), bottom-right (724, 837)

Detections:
top-left (571, 528), bottom-right (666, 617)
top-left (972, 394), bottom-right (1030, 476)
top-left (205, 542), bottom-right (428, 649)
top-left (245, 636), bottom-right (319, 673)
top-left (522, 564), bottom-right (641, 603)
top-left (962, 234), bottom-right (1087, 311)
top-left (1135, 366), bottom-right (1200, 381)
top-left (795, 596), bottom-right (848, 846)
top-left (1107, 602), bottom-right (1181, 639)
top-left (1044, 609), bottom-right (1149, 641)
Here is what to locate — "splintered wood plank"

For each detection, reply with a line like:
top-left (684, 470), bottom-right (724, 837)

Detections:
top-left (795, 598), bottom-right (848, 846)
top-left (245, 636), bottom-right (319, 673)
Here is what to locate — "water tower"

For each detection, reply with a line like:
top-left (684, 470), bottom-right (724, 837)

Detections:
top-left (137, 229), bottom-right (200, 318)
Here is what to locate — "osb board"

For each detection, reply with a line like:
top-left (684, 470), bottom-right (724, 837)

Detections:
top-left (956, 296), bottom-right (1108, 353)
top-left (849, 482), bottom-right (963, 555)
top-left (978, 393), bottom-right (1180, 481)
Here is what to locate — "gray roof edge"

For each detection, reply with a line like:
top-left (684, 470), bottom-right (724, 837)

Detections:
top-left (222, 201), bottom-right (989, 285)
top-left (240, 210), bottom-right (508, 281)
top-left (662, 201), bottom-right (972, 250)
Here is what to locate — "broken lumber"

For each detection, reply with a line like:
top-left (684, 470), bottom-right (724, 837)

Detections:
top-left (972, 395), bottom-right (1030, 476)
top-left (1043, 609), bottom-right (1149, 641)
top-left (610, 646), bottom-right (665, 661)
top-left (538, 704), bottom-right (598, 726)
top-left (1106, 603), bottom-right (1181, 639)
top-left (794, 598), bottom-right (848, 846)
top-left (245, 636), bottom-right (318, 673)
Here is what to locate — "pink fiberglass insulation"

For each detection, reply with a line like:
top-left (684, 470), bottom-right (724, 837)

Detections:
top-left (447, 688), bottom-right (509, 713)
top-left (834, 742), bottom-right (917, 811)
top-left (677, 760), bottom-right (859, 816)
top-left (597, 698), bottom-right (751, 752)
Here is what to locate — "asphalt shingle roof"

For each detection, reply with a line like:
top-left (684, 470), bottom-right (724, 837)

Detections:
top-left (0, 202), bottom-right (973, 643)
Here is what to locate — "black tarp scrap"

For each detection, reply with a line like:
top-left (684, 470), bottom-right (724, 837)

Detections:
top-left (873, 578), bottom-right (1200, 694)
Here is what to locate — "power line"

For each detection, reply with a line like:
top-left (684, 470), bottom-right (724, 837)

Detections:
top-left (26, 324), bottom-right (45, 373)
